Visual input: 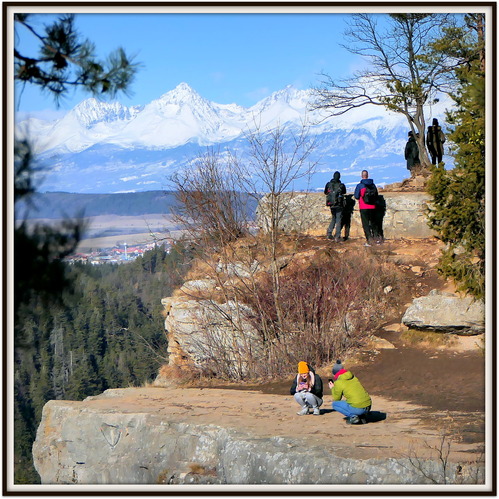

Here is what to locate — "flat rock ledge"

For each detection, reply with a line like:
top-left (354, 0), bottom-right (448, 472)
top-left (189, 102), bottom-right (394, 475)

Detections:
top-left (402, 289), bottom-right (485, 334)
top-left (32, 388), bottom-right (483, 487)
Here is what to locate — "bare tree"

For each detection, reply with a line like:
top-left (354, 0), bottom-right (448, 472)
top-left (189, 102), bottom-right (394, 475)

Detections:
top-left (234, 119), bottom-right (319, 333)
top-left (311, 13), bottom-right (464, 167)
top-left (170, 147), bottom-right (251, 249)
top-left (169, 119), bottom-right (320, 364)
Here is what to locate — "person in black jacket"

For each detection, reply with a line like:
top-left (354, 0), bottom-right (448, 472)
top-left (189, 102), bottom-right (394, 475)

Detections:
top-left (404, 131), bottom-right (420, 173)
top-left (324, 171), bottom-right (347, 242)
top-left (290, 361), bottom-right (323, 416)
top-left (426, 118), bottom-right (446, 165)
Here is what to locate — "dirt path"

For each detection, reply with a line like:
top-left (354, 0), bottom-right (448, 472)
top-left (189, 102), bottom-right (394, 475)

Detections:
top-left (89, 382), bottom-right (481, 466)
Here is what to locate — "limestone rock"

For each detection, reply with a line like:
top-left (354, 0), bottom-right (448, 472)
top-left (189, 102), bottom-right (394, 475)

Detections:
top-left (180, 279), bottom-right (217, 294)
top-left (216, 260), bottom-right (260, 278)
top-left (371, 336), bottom-right (396, 349)
top-left (383, 323), bottom-right (407, 333)
top-left (402, 289), bottom-right (485, 335)
top-left (32, 393), bottom-right (465, 485)
top-left (256, 192), bottom-right (436, 239)
top-left (161, 296), bottom-right (262, 377)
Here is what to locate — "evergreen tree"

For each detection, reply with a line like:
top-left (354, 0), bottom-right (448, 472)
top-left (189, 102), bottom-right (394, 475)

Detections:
top-left (15, 14), bottom-right (138, 102)
top-left (13, 239), bottom-right (191, 482)
top-left (426, 14), bottom-right (486, 299)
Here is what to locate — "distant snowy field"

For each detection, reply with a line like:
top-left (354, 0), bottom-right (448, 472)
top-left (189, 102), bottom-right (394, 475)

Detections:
top-left (16, 83), bottom-right (454, 194)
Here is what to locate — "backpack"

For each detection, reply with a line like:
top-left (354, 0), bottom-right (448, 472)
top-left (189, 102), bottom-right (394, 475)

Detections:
top-left (362, 183), bottom-right (378, 205)
top-left (326, 181), bottom-right (345, 207)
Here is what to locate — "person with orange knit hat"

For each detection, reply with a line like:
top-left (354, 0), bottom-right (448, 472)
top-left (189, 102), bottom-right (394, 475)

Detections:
top-left (290, 361), bottom-right (323, 416)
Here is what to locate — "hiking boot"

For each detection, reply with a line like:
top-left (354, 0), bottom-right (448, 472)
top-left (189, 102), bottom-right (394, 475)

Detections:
top-left (327, 234), bottom-right (334, 240)
top-left (297, 406), bottom-right (309, 416)
top-left (346, 415), bottom-right (360, 425)
top-left (312, 407), bottom-right (320, 416)
top-left (364, 242), bottom-right (371, 247)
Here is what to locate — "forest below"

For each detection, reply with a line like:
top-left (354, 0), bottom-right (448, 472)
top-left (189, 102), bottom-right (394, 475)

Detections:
top-left (14, 244), bottom-right (194, 483)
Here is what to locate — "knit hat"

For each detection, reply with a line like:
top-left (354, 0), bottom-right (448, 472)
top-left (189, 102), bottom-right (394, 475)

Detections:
top-left (298, 361), bottom-right (309, 374)
top-left (333, 171), bottom-right (341, 181)
top-left (332, 360), bottom-right (344, 375)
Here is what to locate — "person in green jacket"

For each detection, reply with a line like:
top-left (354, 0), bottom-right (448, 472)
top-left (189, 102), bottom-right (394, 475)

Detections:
top-left (328, 360), bottom-right (372, 425)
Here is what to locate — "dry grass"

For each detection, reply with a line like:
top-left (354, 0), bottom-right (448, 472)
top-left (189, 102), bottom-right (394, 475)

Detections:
top-left (400, 329), bottom-right (458, 348)
top-left (155, 364), bottom-right (202, 386)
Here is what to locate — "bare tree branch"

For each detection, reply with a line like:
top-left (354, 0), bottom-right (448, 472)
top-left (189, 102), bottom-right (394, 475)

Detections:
top-left (311, 13), bottom-right (467, 167)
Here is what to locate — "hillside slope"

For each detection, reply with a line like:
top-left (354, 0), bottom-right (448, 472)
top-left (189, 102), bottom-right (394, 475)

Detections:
top-left (31, 237), bottom-right (486, 486)
top-left (180, 236), bottom-right (485, 443)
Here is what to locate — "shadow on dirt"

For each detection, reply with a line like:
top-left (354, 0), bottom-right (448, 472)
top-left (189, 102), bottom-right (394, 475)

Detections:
top-left (319, 408), bottom-right (387, 423)
top-left (366, 411), bottom-right (387, 423)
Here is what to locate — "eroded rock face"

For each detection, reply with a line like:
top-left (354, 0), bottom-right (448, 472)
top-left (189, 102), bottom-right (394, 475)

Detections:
top-left (160, 284), bottom-right (262, 378)
top-left (256, 191), bottom-right (436, 239)
top-left (32, 392), bottom-right (463, 485)
top-left (402, 289), bottom-right (485, 335)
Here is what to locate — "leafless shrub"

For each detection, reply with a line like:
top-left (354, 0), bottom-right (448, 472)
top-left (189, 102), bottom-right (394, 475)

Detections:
top-left (234, 249), bottom-right (398, 377)
top-left (403, 434), bottom-right (485, 485)
top-left (160, 236), bottom-right (404, 382)
top-left (455, 447), bottom-right (486, 485)
top-left (234, 119), bottom-right (320, 334)
top-left (156, 363), bottom-right (202, 385)
top-left (170, 148), bottom-right (251, 249)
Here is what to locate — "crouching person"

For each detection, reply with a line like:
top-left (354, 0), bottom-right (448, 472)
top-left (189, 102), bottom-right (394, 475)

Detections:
top-left (328, 360), bottom-right (371, 425)
top-left (290, 361), bottom-right (323, 416)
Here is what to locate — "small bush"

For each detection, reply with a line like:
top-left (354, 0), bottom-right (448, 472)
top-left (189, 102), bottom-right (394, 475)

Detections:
top-left (234, 249), bottom-right (402, 378)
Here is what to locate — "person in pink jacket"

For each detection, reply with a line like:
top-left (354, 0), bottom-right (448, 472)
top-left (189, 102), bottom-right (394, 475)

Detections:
top-left (354, 170), bottom-right (381, 246)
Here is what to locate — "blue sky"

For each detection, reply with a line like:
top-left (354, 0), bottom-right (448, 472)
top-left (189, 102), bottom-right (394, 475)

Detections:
top-left (15, 11), bottom-right (363, 119)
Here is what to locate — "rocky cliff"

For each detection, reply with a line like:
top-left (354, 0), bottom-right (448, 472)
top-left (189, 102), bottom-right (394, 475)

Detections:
top-left (32, 387), bottom-right (483, 486)
top-left (256, 191), bottom-right (435, 239)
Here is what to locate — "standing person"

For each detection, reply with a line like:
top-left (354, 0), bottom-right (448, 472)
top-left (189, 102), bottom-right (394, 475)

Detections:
top-left (341, 194), bottom-right (356, 241)
top-left (354, 170), bottom-right (380, 246)
top-left (404, 131), bottom-right (420, 173)
top-left (426, 118), bottom-right (446, 165)
top-left (324, 171), bottom-right (347, 242)
top-left (328, 360), bottom-right (372, 425)
top-left (290, 361), bottom-right (323, 416)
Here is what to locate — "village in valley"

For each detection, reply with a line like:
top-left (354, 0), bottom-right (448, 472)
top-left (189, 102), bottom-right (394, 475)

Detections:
top-left (64, 238), bottom-right (172, 265)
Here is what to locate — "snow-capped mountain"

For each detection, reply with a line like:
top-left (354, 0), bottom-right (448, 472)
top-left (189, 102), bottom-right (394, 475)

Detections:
top-left (16, 83), bottom-right (452, 194)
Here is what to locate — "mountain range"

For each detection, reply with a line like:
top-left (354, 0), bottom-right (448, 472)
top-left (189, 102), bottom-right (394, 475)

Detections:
top-left (16, 83), bottom-right (452, 194)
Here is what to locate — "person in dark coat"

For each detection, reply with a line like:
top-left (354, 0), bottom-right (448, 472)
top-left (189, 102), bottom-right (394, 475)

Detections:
top-left (324, 171), bottom-right (347, 242)
top-left (404, 131), bottom-right (420, 173)
top-left (341, 194), bottom-right (355, 241)
top-left (426, 118), bottom-right (446, 165)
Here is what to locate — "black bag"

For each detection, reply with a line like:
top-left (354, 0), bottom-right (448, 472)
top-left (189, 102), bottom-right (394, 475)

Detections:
top-left (362, 183), bottom-right (378, 205)
top-left (326, 182), bottom-right (345, 207)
